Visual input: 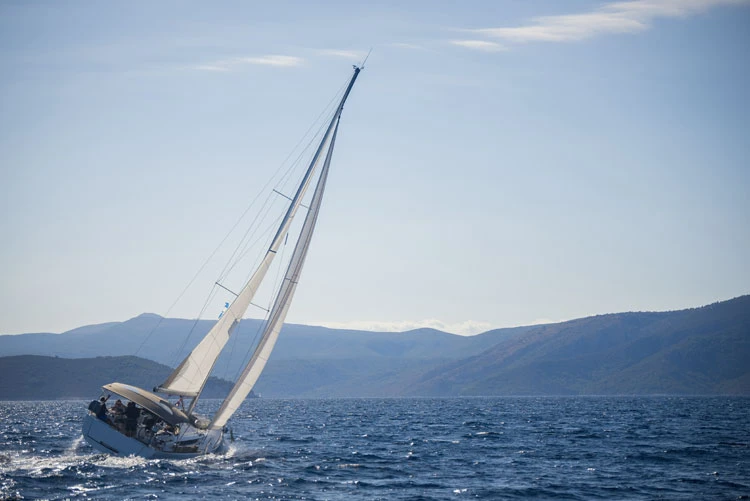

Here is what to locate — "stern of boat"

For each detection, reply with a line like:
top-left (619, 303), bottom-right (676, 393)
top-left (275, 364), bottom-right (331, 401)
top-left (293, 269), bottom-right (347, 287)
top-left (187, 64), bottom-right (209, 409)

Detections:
top-left (83, 413), bottom-right (157, 458)
top-left (82, 413), bottom-right (225, 459)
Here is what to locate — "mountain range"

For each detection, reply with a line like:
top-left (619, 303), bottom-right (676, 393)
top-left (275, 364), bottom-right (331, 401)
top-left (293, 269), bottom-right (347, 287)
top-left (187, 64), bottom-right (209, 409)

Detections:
top-left (0, 355), bottom-right (233, 400)
top-left (1, 295), bottom-right (748, 398)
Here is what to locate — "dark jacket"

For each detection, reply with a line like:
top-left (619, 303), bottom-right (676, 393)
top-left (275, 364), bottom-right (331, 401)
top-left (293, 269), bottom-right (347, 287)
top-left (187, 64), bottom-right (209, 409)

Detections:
top-left (125, 403), bottom-right (140, 420)
top-left (88, 400), bottom-right (101, 414)
top-left (96, 401), bottom-right (107, 420)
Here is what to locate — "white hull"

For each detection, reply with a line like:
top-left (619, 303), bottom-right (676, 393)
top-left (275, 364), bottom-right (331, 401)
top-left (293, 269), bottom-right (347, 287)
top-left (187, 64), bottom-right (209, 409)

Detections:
top-left (82, 414), bottom-right (225, 459)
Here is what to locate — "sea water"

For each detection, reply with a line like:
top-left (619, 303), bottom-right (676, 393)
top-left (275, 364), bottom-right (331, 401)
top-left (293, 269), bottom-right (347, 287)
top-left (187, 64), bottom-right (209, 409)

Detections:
top-left (1, 397), bottom-right (748, 500)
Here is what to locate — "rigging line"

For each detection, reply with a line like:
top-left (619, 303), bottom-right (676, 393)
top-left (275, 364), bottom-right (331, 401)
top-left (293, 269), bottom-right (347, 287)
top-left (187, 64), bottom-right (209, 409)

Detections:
top-left (135, 175), bottom-right (279, 361)
top-left (273, 189), bottom-right (310, 210)
top-left (183, 85), bottom-right (347, 316)
top-left (220, 231), bottom-right (285, 381)
top-left (234, 215), bottom-right (284, 286)
top-left (263, 81), bottom-right (346, 202)
top-left (229, 146), bottom-right (328, 386)
top-left (212, 174), bottom-right (320, 379)
top-left (235, 213), bottom-right (285, 284)
top-left (273, 79), bottom-right (348, 184)
top-left (215, 169), bottom-right (288, 283)
top-left (217, 76), bottom-right (347, 284)
top-left (218, 155), bottom-right (300, 284)
top-left (223, 300), bottom-right (269, 384)
top-left (251, 302), bottom-right (270, 313)
top-left (185, 192), bottom-right (283, 367)
top-left (278, 117), bottom-right (326, 188)
top-left (221, 226), bottom-right (294, 383)
top-left (215, 97), bottom-right (340, 286)
top-left (169, 284), bottom-right (221, 370)
top-left (281, 115), bottom-right (332, 194)
top-left (221, 207), bottom-right (285, 284)
top-left (226, 208), bottom-right (294, 385)
top-left (229, 287), bottom-right (276, 386)
top-left (215, 188), bottom-right (279, 283)
top-left (152, 72), bottom-right (354, 383)
top-left (276, 106), bottom-right (336, 194)
top-left (261, 110), bottom-right (335, 241)
top-left (214, 282), bottom-right (239, 297)
top-left (360, 48), bottom-right (373, 68)
top-left (203, 111), bottom-right (330, 350)
top-left (268, 212), bottom-right (291, 311)
top-left (269, 74), bottom-right (349, 197)
top-left (220, 105), bottom-right (337, 285)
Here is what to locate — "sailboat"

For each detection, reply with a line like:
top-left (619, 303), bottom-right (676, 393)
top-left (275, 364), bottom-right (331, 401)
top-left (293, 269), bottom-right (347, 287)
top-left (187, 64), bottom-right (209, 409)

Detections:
top-left (82, 65), bottom-right (362, 458)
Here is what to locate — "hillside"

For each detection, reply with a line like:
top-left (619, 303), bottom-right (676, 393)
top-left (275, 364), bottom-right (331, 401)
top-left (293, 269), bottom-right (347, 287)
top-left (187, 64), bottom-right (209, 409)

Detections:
top-left (0, 296), bottom-right (748, 397)
top-left (0, 316), bottom-right (528, 378)
top-left (0, 355), bottom-right (233, 400)
top-left (403, 296), bottom-right (750, 395)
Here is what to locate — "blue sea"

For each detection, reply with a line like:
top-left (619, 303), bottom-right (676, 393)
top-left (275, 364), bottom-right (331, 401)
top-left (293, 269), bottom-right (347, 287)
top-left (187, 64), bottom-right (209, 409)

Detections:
top-left (1, 397), bottom-right (748, 500)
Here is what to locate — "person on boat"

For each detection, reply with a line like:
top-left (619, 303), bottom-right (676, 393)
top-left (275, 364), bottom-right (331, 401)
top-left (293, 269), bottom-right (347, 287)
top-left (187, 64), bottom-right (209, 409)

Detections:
top-left (124, 402), bottom-right (140, 437)
top-left (96, 396), bottom-right (110, 422)
top-left (111, 399), bottom-right (126, 415)
top-left (106, 399), bottom-right (125, 431)
top-left (142, 413), bottom-right (157, 435)
top-left (87, 398), bottom-right (101, 415)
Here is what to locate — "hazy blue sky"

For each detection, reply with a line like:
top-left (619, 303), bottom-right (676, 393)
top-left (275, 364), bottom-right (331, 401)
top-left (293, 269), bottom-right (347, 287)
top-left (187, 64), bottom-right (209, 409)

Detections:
top-left (1, 0), bottom-right (748, 335)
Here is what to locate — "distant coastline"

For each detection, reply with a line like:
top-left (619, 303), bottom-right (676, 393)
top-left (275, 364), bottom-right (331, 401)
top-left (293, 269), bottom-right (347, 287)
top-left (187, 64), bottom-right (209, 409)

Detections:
top-left (1, 295), bottom-right (748, 399)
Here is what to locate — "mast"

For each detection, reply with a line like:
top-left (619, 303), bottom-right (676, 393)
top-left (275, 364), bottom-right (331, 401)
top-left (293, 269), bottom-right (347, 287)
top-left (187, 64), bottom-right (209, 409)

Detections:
top-left (209, 67), bottom-right (361, 428)
top-left (155, 66), bottom-right (362, 411)
top-left (267, 66), bottom-right (360, 251)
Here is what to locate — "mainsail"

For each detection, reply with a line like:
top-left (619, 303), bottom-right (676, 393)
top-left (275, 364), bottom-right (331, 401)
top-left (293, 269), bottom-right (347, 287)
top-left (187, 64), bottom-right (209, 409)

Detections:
top-left (155, 66), bottom-right (361, 409)
top-left (155, 129), bottom-right (329, 398)
top-left (210, 117), bottom-right (342, 429)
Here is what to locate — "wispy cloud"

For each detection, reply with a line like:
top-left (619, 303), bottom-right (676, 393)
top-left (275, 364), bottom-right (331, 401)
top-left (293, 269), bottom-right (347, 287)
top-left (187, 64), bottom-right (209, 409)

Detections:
top-left (389, 42), bottom-right (429, 50)
top-left (450, 40), bottom-right (506, 52)
top-left (315, 49), bottom-right (367, 60)
top-left (465, 0), bottom-right (748, 45)
top-left (242, 55), bottom-right (304, 66)
top-left (193, 54), bottom-right (303, 72)
top-left (310, 319), bottom-right (494, 336)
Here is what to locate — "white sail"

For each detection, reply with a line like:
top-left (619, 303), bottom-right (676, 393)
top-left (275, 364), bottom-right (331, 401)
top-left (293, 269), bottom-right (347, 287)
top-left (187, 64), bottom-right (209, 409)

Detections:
top-left (156, 67), bottom-right (361, 399)
top-left (82, 66), bottom-right (362, 460)
top-left (156, 110), bottom-right (340, 397)
top-left (210, 119), bottom-right (341, 429)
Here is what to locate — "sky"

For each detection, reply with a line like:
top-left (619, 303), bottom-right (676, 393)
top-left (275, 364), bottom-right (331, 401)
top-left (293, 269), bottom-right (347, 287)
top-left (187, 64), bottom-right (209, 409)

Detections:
top-left (1, 0), bottom-right (749, 336)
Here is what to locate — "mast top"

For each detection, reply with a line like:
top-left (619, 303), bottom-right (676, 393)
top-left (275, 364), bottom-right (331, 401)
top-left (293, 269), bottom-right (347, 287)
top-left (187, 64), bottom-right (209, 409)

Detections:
top-left (359, 48), bottom-right (372, 69)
